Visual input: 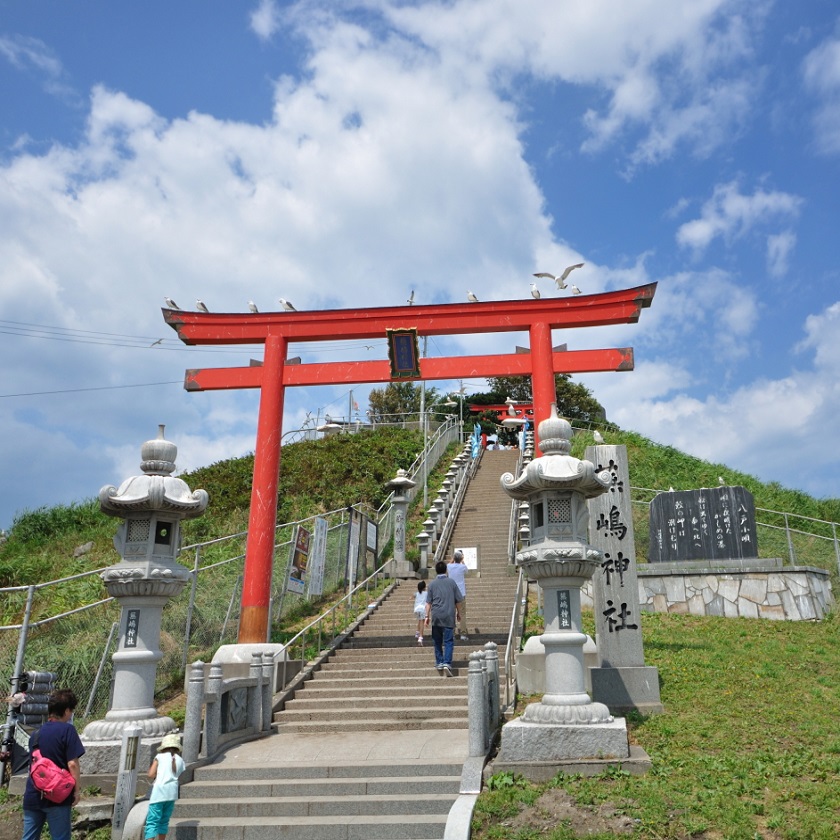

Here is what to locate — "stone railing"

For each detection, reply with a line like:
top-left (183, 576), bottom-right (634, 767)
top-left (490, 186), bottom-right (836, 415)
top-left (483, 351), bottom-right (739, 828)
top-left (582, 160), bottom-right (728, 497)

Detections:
top-left (467, 642), bottom-right (500, 758)
top-left (182, 653), bottom-right (273, 772)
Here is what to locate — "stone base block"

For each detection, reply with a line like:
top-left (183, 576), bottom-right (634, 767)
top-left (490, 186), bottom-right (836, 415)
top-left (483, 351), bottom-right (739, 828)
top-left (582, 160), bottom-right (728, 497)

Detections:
top-left (489, 743), bottom-right (652, 781)
top-left (497, 716), bottom-right (629, 763)
top-left (79, 738), bottom-right (164, 775)
top-left (590, 665), bottom-right (663, 715)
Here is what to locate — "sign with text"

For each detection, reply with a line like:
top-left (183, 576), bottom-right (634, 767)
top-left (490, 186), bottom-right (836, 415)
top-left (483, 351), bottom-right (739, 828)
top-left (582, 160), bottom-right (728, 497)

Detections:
top-left (648, 486), bottom-right (758, 563)
top-left (286, 525), bottom-right (310, 595)
top-left (306, 517), bottom-right (328, 597)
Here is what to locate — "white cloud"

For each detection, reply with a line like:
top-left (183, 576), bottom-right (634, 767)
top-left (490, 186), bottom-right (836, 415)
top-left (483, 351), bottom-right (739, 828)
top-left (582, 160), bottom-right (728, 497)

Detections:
top-left (802, 31), bottom-right (840, 154)
top-left (249, 0), bottom-right (283, 42)
top-left (380, 0), bottom-right (769, 167)
top-left (766, 230), bottom-right (796, 278)
top-left (0, 34), bottom-right (79, 103)
top-left (676, 180), bottom-right (803, 253)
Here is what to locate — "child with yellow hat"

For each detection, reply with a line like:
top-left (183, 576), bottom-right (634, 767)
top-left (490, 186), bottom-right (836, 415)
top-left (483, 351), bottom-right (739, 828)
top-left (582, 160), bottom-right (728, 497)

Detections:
top-left (144, 733), bottom-right (185, 840)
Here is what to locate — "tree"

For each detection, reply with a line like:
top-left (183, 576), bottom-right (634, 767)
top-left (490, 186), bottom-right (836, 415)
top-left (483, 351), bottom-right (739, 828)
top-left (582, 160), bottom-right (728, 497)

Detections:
top-left (481, 374), bottom-right (607, 425)
top-left (366, 382), bottom-right (440, 421)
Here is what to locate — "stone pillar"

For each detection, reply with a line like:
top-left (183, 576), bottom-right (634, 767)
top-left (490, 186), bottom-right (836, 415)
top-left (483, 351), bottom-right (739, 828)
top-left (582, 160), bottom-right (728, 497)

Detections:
top-left (81, 426), bottom-right (208, 774)
top-left (386, 469), bottom-right (417, 578)
top-left (586, 443), bottom-right (663, 715)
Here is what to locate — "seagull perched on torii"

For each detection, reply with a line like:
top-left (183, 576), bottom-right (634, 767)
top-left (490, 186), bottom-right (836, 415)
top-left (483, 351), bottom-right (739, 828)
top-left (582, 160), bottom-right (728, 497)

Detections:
top-left (196, 299), bottom-right (210, 313)
top-left (530, 283), bottom-right (541, 299)
top-left (467, 290), bottom-right (479, 302)
top-left (279, 297), bottom-right (297, 311)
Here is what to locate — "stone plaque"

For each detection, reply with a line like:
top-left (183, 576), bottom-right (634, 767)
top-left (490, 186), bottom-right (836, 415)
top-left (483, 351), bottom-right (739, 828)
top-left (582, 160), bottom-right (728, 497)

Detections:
top-left (557, 590), bottom-right (572, 630)
top-left (648, 486), bottom-right (758, 563)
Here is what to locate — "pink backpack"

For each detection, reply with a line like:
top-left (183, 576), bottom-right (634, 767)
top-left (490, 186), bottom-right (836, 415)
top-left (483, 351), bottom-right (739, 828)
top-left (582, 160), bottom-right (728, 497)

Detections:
top-left (30, 748), bottom-right (75, 803)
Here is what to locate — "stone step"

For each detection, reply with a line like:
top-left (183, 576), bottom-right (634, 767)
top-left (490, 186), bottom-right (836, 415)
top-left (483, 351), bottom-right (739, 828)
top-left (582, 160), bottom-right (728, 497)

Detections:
top-left (174, 792), bottom-right (458, 818)
top-left (277, 706), bottom-right (466, 723)
top-left (193, 760), bottom-right (464, 782)
top-left (285, 695), bottom-right (465, 710)
top-left (273, 717), bottom-right (468, 734)
top-left (167, 813), bottom-right (449, 840)
top-left (181, 775), bottom-right (461, 799)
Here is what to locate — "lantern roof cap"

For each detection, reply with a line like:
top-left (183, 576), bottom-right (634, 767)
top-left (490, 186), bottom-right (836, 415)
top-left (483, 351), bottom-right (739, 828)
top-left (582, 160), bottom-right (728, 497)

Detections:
top-left (99, 425), bottom-right (209, 519)
top-left (500, 405), bottom-right (610, 500)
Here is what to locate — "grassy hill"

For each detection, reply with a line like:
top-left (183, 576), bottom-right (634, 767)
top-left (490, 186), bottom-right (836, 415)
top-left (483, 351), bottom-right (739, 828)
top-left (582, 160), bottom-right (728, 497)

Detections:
top-left (1, 426), bottom-right (839, 837)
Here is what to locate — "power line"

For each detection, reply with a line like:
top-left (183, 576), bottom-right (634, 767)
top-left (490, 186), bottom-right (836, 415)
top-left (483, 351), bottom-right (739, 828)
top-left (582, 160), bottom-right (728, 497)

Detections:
top-left (0, 381), bottom-right (184, 399)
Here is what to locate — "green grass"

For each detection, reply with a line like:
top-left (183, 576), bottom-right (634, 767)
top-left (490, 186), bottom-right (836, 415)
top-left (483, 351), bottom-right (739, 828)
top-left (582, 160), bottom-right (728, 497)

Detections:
top-left (474, 609), bottom-right (840, 840)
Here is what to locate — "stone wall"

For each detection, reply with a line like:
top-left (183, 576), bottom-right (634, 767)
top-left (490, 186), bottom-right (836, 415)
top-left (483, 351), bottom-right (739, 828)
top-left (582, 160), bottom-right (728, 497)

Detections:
top-left (581, 560), bottom-right (833, 621)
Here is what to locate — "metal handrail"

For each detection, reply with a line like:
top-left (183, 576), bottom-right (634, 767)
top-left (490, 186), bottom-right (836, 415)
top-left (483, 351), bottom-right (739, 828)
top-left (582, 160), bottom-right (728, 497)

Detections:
top-left (502, 567), bottom-right (527, 712)
top-left (433, 446), bottom-right (482, 566)
top-left (273, 560), bottom-right (393, 689)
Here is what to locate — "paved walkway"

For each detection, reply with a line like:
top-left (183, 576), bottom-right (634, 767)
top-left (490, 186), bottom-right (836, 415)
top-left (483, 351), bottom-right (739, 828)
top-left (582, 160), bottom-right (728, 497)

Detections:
top-left (210, 726), bottom-right (470, 766)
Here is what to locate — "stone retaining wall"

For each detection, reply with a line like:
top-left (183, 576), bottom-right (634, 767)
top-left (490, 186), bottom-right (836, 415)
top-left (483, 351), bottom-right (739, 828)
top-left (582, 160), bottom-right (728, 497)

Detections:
top-left (582, 560), bottom-right (833, 621)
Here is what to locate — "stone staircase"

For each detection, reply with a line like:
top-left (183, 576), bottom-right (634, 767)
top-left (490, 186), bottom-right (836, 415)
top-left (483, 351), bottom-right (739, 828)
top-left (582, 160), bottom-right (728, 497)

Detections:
top-left (168, 449), bottom-right (521, 840)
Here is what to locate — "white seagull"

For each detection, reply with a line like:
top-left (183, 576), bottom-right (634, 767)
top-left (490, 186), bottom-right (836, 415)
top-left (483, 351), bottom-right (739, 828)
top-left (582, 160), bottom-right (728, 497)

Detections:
top-left (164, 297), bottom-right (180, 310)
top-left (559, 262), bottom-right (584, 283)
top-left (530, 283), bottom-right (541, 299)
top-left (467, 290), bottom-right (479, 302)
top-left (196, 299), bottom-right (210, 313)
top-left (248, 300), bottom-right (259, 313)
top-left (533, 263), bottom-right (584, 290)
top-left (279, 298), bottom-right (297, 311)
top-left (593, 430), bottom-right (604, 444)
top-left (570, 285), bottom-right (582, 295)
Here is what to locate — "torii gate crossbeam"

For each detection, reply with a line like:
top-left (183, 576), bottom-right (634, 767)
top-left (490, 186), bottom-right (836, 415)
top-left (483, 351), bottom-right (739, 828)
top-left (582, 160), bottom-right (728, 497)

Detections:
top-left (163, 282), bottom-right (656, 643)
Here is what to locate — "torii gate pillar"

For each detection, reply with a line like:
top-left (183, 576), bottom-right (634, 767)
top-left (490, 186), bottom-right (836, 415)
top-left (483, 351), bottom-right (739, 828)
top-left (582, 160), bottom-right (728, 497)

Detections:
top-left (240, 335), bottom-right (287, 643)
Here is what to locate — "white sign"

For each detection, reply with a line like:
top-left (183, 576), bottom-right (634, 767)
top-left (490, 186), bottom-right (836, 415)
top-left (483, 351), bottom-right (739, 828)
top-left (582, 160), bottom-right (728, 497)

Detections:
top-left (455, 546), bottom-right (478, 570)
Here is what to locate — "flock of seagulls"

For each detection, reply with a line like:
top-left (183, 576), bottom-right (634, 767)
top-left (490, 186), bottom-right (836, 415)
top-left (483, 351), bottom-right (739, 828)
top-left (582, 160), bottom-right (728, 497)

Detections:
top-left (162, 263), bottom-right (587, 314)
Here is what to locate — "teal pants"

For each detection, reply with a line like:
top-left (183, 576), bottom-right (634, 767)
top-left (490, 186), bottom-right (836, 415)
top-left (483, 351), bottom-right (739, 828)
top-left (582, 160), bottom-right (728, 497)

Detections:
top-left (145, 800), bottom-right (175, 839)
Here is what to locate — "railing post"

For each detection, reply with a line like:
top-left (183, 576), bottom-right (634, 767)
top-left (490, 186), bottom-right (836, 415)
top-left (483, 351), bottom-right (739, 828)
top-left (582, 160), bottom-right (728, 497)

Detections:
top-left (181, 547), bottom-right (202, 674)
top-left (248, 652), bottom-right (263, 732)
top-left (261, 653), bottom-right (274, 732)
top-left (183, 661), bottom-right (205, 764)
top-left (204, 662), bottom-right (223, 759)
top-left (784, 513), bottom-right (796, 565)
top-left (468, 651), bottom-right (487, 757)
top-left (834, 523), bottom-right (840, 578)
top-left (484, 641), bottom-right (500, 737)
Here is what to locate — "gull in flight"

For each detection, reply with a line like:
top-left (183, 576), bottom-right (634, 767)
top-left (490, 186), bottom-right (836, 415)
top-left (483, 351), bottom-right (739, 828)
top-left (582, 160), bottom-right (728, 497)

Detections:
top-left (149, 338), bottom-right (164, 348)
top-left (530, 283), bottom-right (541, 299)
top-left (196, 299), bottom-right (210, 313)
top-left (570, 285), bottom-right (581, 295)
top-left (164, 297), bottom-right (180, 310)
top-left (467, 291), bottom-right (479, 302)
top-left (407, 290), bottom-right (415, 305)
top-left (279, 298), bottom-right (297, 311)
top-left (248, 301), bottom-right (259, 313)
top-left (533, 263), bottom-right (584, 290)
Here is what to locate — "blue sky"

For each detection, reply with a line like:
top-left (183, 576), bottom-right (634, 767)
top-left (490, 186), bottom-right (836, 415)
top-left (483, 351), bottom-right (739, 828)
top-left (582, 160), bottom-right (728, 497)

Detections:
top-left (1, 0), bottom-right (839, 530)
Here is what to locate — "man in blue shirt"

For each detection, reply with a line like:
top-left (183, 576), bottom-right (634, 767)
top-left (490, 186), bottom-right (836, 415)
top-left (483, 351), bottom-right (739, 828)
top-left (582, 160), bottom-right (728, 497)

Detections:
top-left (424, 561), bottom-right (463, 677)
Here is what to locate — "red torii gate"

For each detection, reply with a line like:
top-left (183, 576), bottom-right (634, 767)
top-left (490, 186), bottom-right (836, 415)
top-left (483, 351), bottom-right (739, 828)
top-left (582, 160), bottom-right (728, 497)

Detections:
top-left (163, 282), bottom-right (656, 642)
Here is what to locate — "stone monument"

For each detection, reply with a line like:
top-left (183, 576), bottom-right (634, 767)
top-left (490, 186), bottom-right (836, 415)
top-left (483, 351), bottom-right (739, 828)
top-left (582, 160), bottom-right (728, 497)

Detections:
top-left (648, 485), bottom-right (758, 563)
top-left (386, 468), bottom-right (417, 578)
top-left (586, 443), bottom-right (662, 715)
top-left (495, 406), bottom-right (630, 767)
top-left (81, 426), bottom-right (208, 773)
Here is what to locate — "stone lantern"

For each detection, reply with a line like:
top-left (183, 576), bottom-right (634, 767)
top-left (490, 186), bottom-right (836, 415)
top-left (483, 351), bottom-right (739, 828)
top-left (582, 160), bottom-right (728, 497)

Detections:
top-left (496, 406), bottom-right (630, 764)
top-left (386, 468), bottom-right (416, 578)
top-left (81, 426), bottom-right (208, 772)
